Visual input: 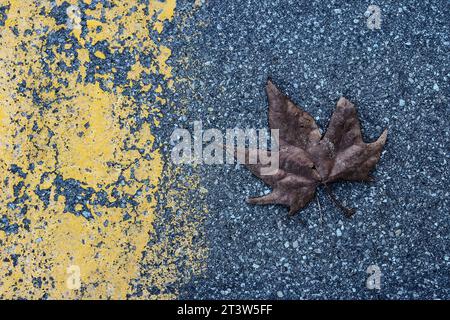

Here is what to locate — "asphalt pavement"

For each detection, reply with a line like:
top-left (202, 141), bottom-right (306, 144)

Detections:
top-left (167, 0), bottom-right (450, 299)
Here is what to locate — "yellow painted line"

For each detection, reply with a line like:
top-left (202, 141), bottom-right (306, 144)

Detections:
top-left (0, 0), bottom-right (206, 299)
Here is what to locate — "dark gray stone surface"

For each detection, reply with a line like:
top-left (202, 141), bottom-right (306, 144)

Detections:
top-left (167, 0), bottom-right (449, 299)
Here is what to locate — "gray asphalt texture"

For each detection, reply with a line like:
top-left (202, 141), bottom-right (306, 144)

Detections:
top-left (163, 0), bottom-right (449, 299)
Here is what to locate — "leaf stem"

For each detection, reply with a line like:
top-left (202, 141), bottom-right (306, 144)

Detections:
top-left (323, 184), bottom-right (356, 218)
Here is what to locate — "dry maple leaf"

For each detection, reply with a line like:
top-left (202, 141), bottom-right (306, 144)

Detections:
top-left (243, 80), bottom-right (387, 217)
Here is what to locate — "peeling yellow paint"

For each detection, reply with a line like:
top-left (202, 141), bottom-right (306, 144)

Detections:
top-left (0, 0), bottom-right (206, 300)
top-left (93, 51), bottom-right (106, 59)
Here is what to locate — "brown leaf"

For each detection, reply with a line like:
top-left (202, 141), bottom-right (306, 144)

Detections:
top-left (243, 79), bottom-right (387, 217)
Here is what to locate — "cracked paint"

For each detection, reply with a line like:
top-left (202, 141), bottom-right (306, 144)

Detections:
top-left (0, 0), bottom-right (206, 299)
